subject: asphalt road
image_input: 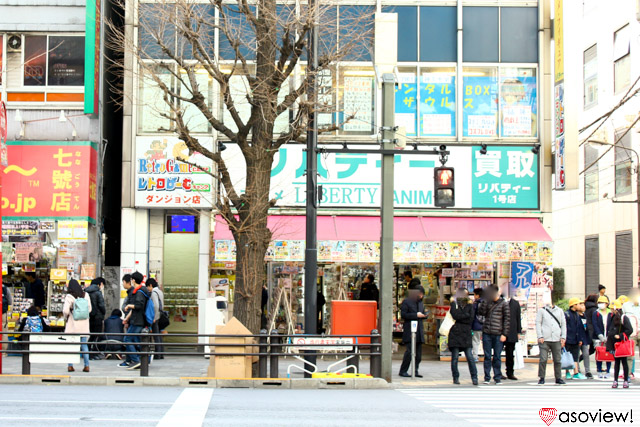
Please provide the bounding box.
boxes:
[0,382,636,426]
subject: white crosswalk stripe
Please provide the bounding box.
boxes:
[398,383,639,427]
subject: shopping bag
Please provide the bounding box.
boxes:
[614,333,635,358]
[595,345,615,362]
[514,341,525,370]
[438,311,455,336]
[560,348,574,370]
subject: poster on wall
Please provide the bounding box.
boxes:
[215,240,232,261]
[524,242,538,261]
[14,242,43,263]
[539,242,553,262]
[395,73,417,136]
[265,241,276,261]
[420,73,455,137]
[509,261,534,301]
[2,220,39,237]
[463,76,498,137]
[405,242,419,263]
[289,241,304,261]
[449,242,463,261]
[135,136,214,208]
[319,241,332,262]
[509,242,524,261]
[433,242,449,262]
[58,220,88,242]
[58,242,88,273]
[464,242,478,261]
[345,242,359,262]
[358,242,379,262]
[331,241,346,262]
[478,242,494,262]
[418,242,434,262]
[500,70,537,137]
[275,241,289,260]
[343,76,373,132]
[494,242,509,261]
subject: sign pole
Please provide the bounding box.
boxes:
[0,100,7,375]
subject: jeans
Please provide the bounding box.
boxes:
[538,341,562,380]
[596,360,612,373]
[451,347,478,380]
[580,344,591,374]
[482,333,504,381]
[399,342,423,375]
[68,336,89,368]
[124,325,143,364]
[152,321,165,355]
[471,331,483,360]
[504,342,516,377]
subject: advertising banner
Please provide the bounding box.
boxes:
[2,141,98,221]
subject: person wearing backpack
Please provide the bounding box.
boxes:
[18,305,51,335]
[85,278,106,359]
[63,279,92,372]
[121,272,149,370]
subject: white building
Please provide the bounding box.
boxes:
[552,0,640,299]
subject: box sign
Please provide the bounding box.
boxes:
[223,144,539,210]
[135,136,214,208]
[2,141,98,222]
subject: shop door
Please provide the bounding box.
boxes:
[615,232,633,297]
[585,236,599,297]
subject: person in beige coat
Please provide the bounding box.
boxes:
[63,279,92,372]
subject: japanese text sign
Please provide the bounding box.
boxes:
[2,141,98,222]
[135,136,214,208]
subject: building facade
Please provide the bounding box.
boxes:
[120,0,554,345]
[552,0,640,300]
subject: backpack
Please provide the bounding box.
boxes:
[72,296,90,321]
[24,315,43,333]
[140,289,155,326]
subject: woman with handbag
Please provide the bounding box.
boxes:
[448,289,478,385]
[607,300,634,389]
[592,296,612,378]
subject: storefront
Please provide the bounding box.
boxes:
[1,140,98,330]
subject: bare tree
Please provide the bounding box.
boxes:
[108,0,372,333]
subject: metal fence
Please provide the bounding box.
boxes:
[0,329,382,378]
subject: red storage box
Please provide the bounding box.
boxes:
[330,300,377,344]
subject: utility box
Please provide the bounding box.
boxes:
[331,300,377,344]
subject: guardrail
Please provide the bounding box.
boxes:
[0,329,382,378]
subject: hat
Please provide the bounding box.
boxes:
[597,296,609,304]
[612,299,623,310]
[619,295,629,304]
[568,297,583,307]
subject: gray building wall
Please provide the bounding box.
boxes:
[0,0,85,32]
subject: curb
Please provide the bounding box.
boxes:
[0,375,389,389]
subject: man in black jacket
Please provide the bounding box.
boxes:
[404,271,421,290]
[399,286,427,377]
[503,297,522,380]
[85,278,106,358]
[120,272,149,370]
[25,273,46,309]
[477,286,510,384]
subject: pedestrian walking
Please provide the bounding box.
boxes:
[63,279,92,373]
[564,298,587,380]
[577,300,594,379]
[593,295,612,378]
[448,289,478,385]
[471,288,484,362]
[148,278,165,360]
[504,296,522,381]
[84,278,106,359]
[608,300,634,389]
[399,286,426,378]
[622,288,640,380]
[477,286,510,385]
[120,272,148,370]
[536,294,567,385]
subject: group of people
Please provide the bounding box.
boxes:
[399,278,639,389]
[14,272,166,373]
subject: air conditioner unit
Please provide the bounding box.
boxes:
[7,35,22,52]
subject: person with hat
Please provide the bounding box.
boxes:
[607,299,634,388]
[622,288,640,380]
[577,300,594,379]
[592,295,612,378]
[564,298,587,380]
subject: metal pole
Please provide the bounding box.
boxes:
[269,330,280,379]
[258,329,268,378]
[637,171,640,288]
[379,73,396,382]
[303,0,319,378]
[370,329,381,378]
[410,323,416,380]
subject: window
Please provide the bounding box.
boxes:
[339,5,374,61]
[500,68,537,137]
[501,8,538,63]
[138,64,174,133]
[339,66,375,135]
[420,7,457,62]
[616,232,633,297]
[463,7,499,62]
[24,35,85,87]
[585,236,599,296]
[381,6,417,62]
[614,26,630,94]
[584,144,599,202]
[463,67,498,137]
[583,45,597,108]
[615,129,633,195]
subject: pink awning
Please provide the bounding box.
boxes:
[213,215,551,242]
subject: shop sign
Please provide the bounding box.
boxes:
[433,305,450,320]
[50,269,67,281]
[2,220,39,236]
[135,136,214,208]
[509,261,534,301]
[471,146,539,209]
[38,220,56,232]
[0,101,8,167]
[58,220,89,242]
[290,337,354,351]
[223,144,539,210]
[2,141,98,222]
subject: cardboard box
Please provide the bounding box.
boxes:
[212,317,253,379]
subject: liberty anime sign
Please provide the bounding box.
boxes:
[222,144,539,210]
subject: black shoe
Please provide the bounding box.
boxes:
[495,380,502,385]
[507,375,518,381]
[415,373,423,378]
[556,379,566,385]
[483,379,491,384]
[472,378,479,386]
[399,372,411,378]
[453,378,460,384]
[538,378,545,385]
[586,372,594,379]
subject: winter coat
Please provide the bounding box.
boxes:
[401,297,425,344]
[122,287,133,313]
[606,315,634,354]
[151,288,165,322]
[536,305,567,342]
[128,286,149,327]
[63,294,92,338]
[471,299,484,331]
[448,300,473,350]
[506,298,522,343]
[84,284,106,321]
[359,283,379,305]
[592,309,612,340]
[477,298,510,336]
[579,313,592,346]
[565,309,583,345]
[30,279,46,308]
[584,301,598,340]
[2,285,12,314]
[104,315,124,339]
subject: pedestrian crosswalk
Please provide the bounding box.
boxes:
[398,383,640,426]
